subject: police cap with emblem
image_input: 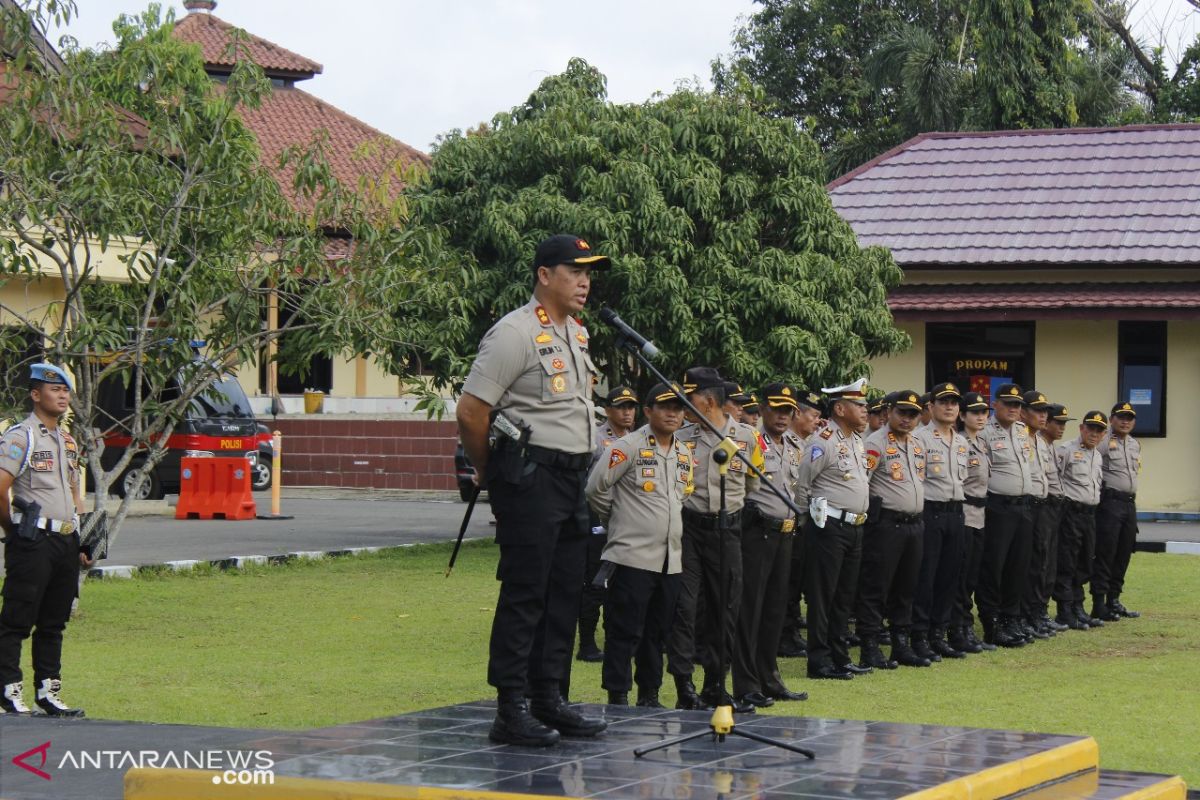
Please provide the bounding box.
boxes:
[533,234,611,272]
[741,393,760,414]
[1082,410,1109,429]
[605,385,639,407]
[797,388,824,412]
[919,392,932,407]
[960,391,990,412]
[821,377,869,406]
[892,390,923,411]
[930,382,962,400]
[646,382,685,407]
[683,366,724,395]
[723,382,749,404]
[994,383,1024,404]
[1048,403,1074,422]
[29,362,73,392]
[761,382,799,411]
[1021,390,1051,410]
[1111,401,1137,418]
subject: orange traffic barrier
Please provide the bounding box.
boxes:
[176,457,257,520]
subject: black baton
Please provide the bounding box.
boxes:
[445,485,482,577]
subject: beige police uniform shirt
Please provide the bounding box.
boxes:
[1039,433,1064,498]
[984,418,1033,497]
[796,423,870,515]
[593,421,628,466]
[679,415,763,514]
[864,427,925,514]
[1100,433,1141,495]
[746,427,802,521]
[462,298,598,455]
[963,433,990,529]
[913,424,967,502]
[0,414,81,522]
[1056,437,1102,506]
[1028,431,1052,499]
[587,425,693,573]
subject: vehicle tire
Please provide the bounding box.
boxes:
[459,482,475,502]
[118,462,164,500]
[252,456,273,491]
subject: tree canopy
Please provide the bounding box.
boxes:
[414,60,908,393]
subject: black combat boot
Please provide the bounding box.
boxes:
[947,626,977,655]
[576,627,604,662]
[1091,595,1119,622]
[966,625,995,651]
[1109,594,1140,618]
[1056,603,1088,630]
[987,616,1024,648]
[858,635,898,670]
[911,630,941,663]
[673,674,705,710]
[1023,616,1050,639]
[530,687,607,737]
[490,691,560,747]
[777,629,807,658]
[890,630,932,667]
[930,627,966,659]
[607,691,629,706]
[635,689,665,709]
[1076,602,1104,628]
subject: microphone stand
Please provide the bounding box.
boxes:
[602,322,814,762]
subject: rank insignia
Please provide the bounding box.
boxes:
[886,447,898,456]
[642,481,655,492]
[640,449,654,458]
[820,429,833,440]
[535,305,552,326]
[576,332,588,345]
[969,458,980,467]
[535,332,552,344]
[551,358,565,370]
[609,449,628,469]
[1109,440,1118,450]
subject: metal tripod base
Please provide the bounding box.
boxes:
[634,704,817,760]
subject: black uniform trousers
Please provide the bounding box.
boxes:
[486,460,589,695]
[1024,497,1063,617]
[578,519,607,645]
[781,523,807,641]
[666,509,742,685]
[976,494,1031,622]
[914,502,964,634]
[803,517,862,670]
[600,562,680,695]
[1054,501,1097,611]
[856,511,923,638]
[953,522,986,629]
[0,531,80,685]
[1093,493,1138,599]
[1018,498,1045,618]
[732,506,794,698]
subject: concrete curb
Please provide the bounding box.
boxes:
[1134,540,1200,554]
[86,539,486,580]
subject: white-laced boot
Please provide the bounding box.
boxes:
[1,681,31,714]
[35,678,84,717]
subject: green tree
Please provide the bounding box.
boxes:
[414,60,908,393]
[0,2,461,538]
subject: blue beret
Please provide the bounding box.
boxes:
[30,363,73,392]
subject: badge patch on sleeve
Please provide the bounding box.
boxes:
[609,449,628,469]
[7,444,23,461]
[810,446,824,462]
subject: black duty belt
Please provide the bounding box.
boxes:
[682,507,743,531]
[747,505,797,533]
[525,445,592,472]
[1064,499,1098,513]
[878,508,923,525]
[925,500,963,513]
[1101,488,1136,503]
[987,493,1029,507]
[1030,496,1048,507]
[964,496,987,508]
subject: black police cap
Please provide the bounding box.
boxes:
[533,234,611,272]
[930,382,961,400]
[960,392,990,412]
[1022,390,1050,410]
[994,383,1023,403]
[683,367,724,394]
[605,385,638,406]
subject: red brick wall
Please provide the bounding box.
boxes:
[269,418,459,490]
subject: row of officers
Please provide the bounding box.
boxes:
[457,235,1143,749]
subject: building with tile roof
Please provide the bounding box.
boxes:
[173,0,428,401]
[830,124,1200,512]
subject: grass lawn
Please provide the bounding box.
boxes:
[46,541,1199,785]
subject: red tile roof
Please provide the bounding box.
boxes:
[173,11,322,78]
[828,125,1200,267]
[890,281,1200,318]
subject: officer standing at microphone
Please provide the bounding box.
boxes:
[0,363,91,717]
[457,235,609,747]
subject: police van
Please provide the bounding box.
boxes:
[93,368,259,500]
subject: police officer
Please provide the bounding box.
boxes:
[866,398,887,433]
[666,367,763,713]
[740,393,761,428]
[456,234,609,747]
[860,390,928,668]
[1018,390,1054,641]
[912,383,969,662]
[723,383,749,423]
[0,363,91,717]
[586,383,693,708]
[949,391,992,655]
[1027,399,1069,636]
[779,389,825,658]
[1054,412,1106,630]
[733,383,807,708]
[1093,402,1142,621]
[577,385,639,663]
[797,379,872,679]
[977,383,1033,648]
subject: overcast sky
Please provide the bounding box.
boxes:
[55,0,1200,154]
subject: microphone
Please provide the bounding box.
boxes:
[599,307,660,360]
